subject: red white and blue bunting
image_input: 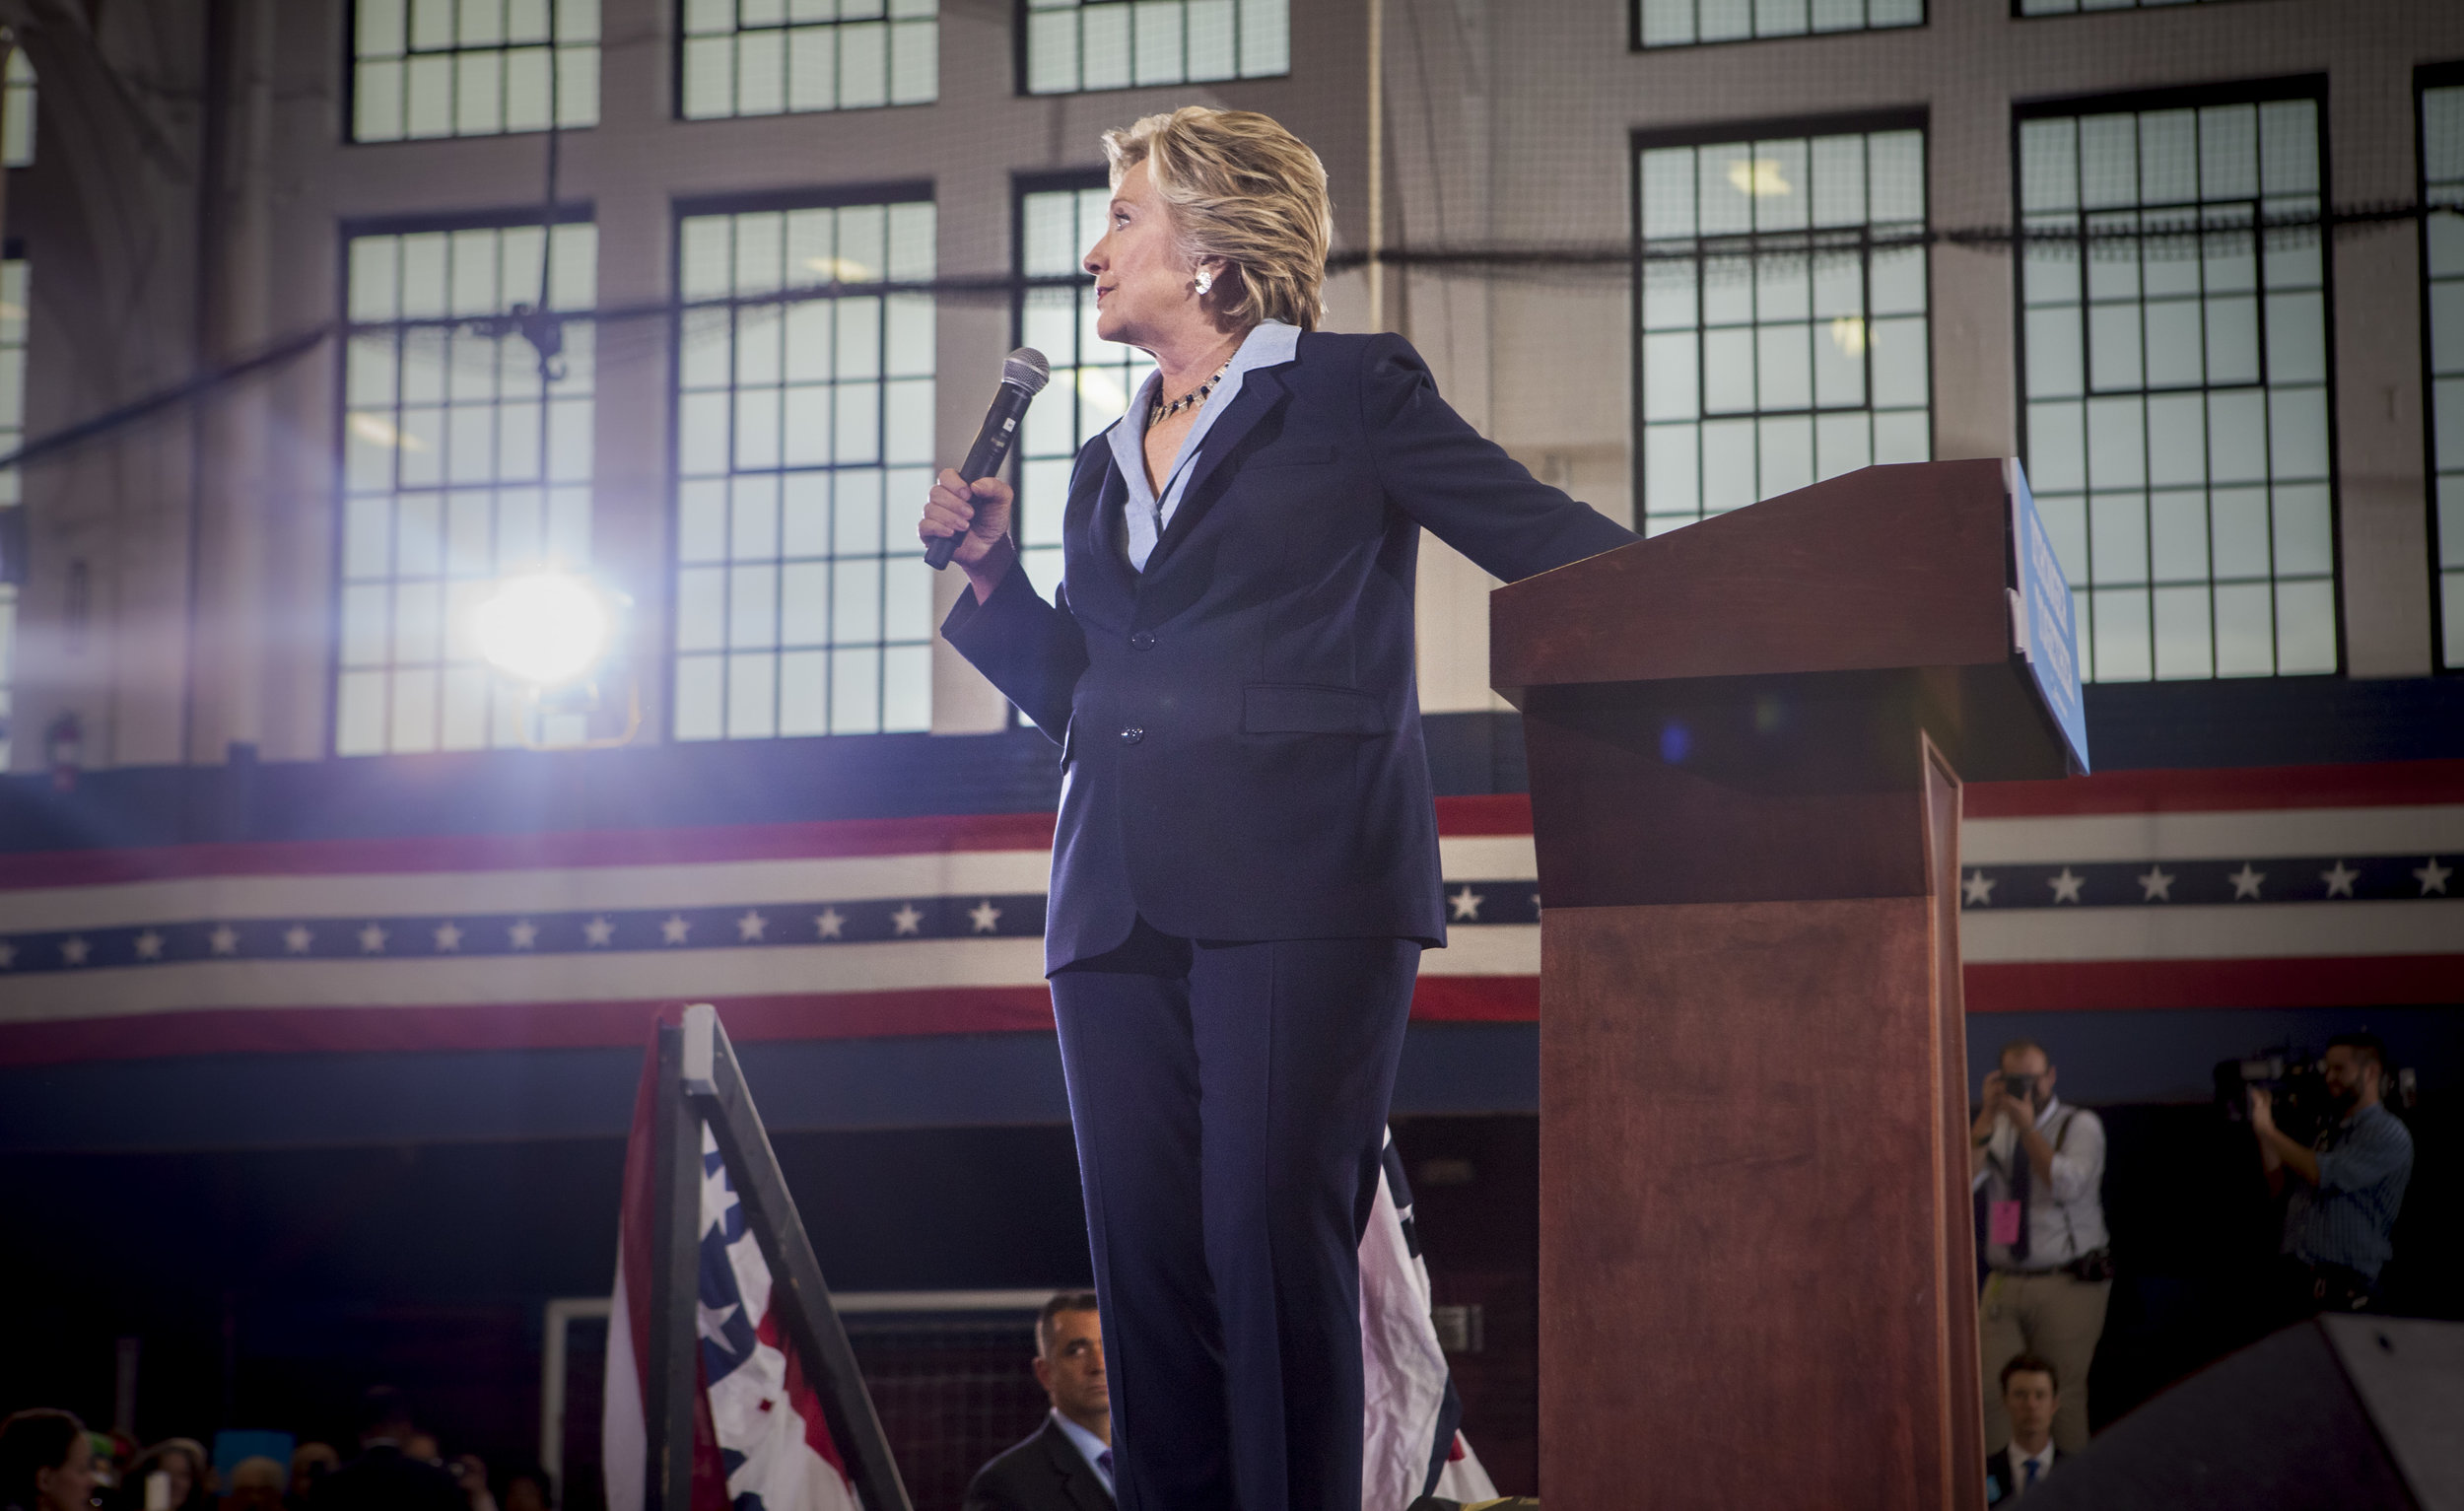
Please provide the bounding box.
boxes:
[0,763,2454,1064]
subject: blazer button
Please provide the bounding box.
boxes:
[1129,630,1156,651]
[1120,726,1144,745]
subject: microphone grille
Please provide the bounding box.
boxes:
[1002,347,1053,394]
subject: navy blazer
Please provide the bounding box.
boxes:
[942,330,1637,972]
[960,1418,1113,1511]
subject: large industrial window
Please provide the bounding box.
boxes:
[1020,0,1287,96]
[0,259,25,768]
[672,194,937,740]
[4,50,33,168]
[1632,121,1931,537]
[2423,71,2464,670]
[351,0,599,143]
[679,0,937,120]
[1632,0,1919,49]
[1012,174,1152,599]
[2016,85,2335,682]
[336,220,598,755]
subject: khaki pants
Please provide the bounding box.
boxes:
[1979,1269,2110,1453]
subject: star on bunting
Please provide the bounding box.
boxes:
[0,941,14,969]
[210,925,240,956]
[701,1156,738,1235]
[509,920,540,950]
[815,908,845,939]
[284,925,313,954]
[2320,860,2359,899]
[2138,865,2175,902]
[358,924,388,954]
[1450,886,1484,922]
[2047,867,2085,904]
[60,936,90,966]
[969,900,1002,933]
[135,930,166,961]
[434,922,464,952]
[2417,859,2452,896]
[2227,863,2266,901]
[660,915,692,945]
[583,916,615,946]
[890,903,924,936]
[696,1298,744,1354]
[736,910,768,942]
[1961,870,1997,906]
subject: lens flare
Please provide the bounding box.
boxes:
[473,573,612,687]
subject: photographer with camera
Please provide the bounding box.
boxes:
[1971,1040,2108,1455]
[2251,1032,2413,1318]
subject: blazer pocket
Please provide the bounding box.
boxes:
[1243,683,1387,735]
[1242,443,1337,470]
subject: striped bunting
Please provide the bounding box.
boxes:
[0,763,2454,1062]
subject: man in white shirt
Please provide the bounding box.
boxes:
[1972,1040,2110,1453]
[964,1293,1115,1511]
[1984,1355,2061,1502]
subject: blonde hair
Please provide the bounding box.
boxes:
[1102,107,1333,333]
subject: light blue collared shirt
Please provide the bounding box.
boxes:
[1107,319,1303,571]
[1048,1409,1114,1497]
[2284,1100,2414,1280]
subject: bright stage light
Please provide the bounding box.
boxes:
[473,573,614,687]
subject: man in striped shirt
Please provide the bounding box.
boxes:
[2250,1032,2414,1316]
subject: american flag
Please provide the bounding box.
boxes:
[1361,1127,1496,1509]
[602,1042,863,1511]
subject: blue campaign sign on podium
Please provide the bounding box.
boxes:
[2004,457,2090,775]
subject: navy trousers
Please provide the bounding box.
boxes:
[1049,920,1420,1511]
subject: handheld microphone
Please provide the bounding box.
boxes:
[925,347,1052,570]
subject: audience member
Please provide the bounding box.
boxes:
[285,1449,336,1511]
[2252,1032,2414,1317]
[126,1441,211,1511]
[220,1461,284,1511]
[962,1292,1113,1511]
[441,1460,492,1511]
[491,1466,548,1511]
[308,1391,460,1511]
[1,1409,96,1511]
[1971,1039,2109,1454]
[1983,1355,2061,1502]
[80,1438,119,1502]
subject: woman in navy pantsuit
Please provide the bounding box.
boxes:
[920,108,1636,1511]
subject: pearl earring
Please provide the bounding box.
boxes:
[1195,267,1213,296]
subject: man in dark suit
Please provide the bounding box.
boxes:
[309,1389,463,1511]
[1984,1354,2062,1503]
[964,1294,1114,1511]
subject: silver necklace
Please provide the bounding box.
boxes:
[1148,355,1235,428]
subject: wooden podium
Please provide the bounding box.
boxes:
[1491,459,2087,1510]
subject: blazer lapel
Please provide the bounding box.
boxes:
[1141,363,1292,575]
[1039,1421,1113,1511]
[1076,436,1139,609]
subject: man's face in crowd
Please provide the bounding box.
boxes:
[2322,1046,2377,1111]
[2003,1370,2057,1447]
[2000,1048,2053,1114]
[290,1447,337,1502]
[1035,1307,1109,1430]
